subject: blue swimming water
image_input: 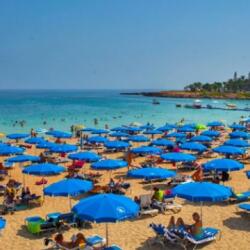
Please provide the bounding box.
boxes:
[0,90,249,133]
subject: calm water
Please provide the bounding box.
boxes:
[0,90,249,133]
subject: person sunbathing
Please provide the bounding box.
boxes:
[168,212,203,239]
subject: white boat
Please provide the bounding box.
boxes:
[152,99,160,105]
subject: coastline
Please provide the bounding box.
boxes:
[121,90,250,100]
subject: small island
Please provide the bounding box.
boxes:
[122,72,250,99]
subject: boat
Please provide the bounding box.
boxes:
[193,99,202,109]
[152,99,160,105]
[176,104,182,108]
[226,103,237,109]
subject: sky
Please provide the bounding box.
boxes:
[0,0,250,90]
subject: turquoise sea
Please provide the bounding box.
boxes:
[0,90,249,133]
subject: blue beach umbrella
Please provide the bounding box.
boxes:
[25,137,45,145]
[44,179,93,197]
[104,141,130,149]
[109,132,129,138]
[88,136,108,144]
[49,144,78,153]
[166,132,186,138]
[110,127,125,132]
[161,152,196,162]
[128,135,149,142]
[207,121,224,127]
[246,171,250,179]
[91,129,109,135]
[229,131,249,139]
[224,139,249,148]
[180,142,207,152]
[127,167,176,180]
[229,124,246,130]
[157,125,175,132]
[213,146,245,155]
[203,158,244,172]
[36,141,57,149]
[0,217,6,230]
[140,124,155,130]
[151,139,175,147]
[122,126,142,133]
[7,133,29,140]
[0,145,24,155]
[178,127,195,133]
[46,130,72,139]
[91,159,128,170]
[23,163,65,176]
[68,151,100,162]
[7,154,40,163]
[82,128,95,132]
[143,130,163,135]
[131,146,162,155]
[190,135,212,142]
[200,130,220,137]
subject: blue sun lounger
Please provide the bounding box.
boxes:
[238,203,250,212]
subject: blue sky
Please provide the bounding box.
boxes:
[0,0,250,90]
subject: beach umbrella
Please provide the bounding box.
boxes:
[104,140,130,150]
[131,146,162,155]
[213,146,245,156]
[122,126,142,133]
[151,139,175,147]
[91,159,128,170]
[7,154,40,163]
[173,182,232,219]
[109,132,129,138]
[157,125,175,132]
[127,167,176,180]
[88,136,108,144]
[246,171,250,179]
[229,131,249,139]
[91,129,109,135]
[161,152,196,162]
[143,130,163,135]
[46,130,72,138]
[224,139,249,148]
[25,137,46,145]
[49,144,78,153]
[7,133,29,140]
[229,124,246,130]
[128,135,149,142]
[23,163,65,176]
[200,130,220,137]
[110,127,125,132]
[196,124,207,130]
[180,142,207,152]
[0,145,24,155]
[72,194,139,246]
[190,135,212,142]
[82,128,95,132]
[203,158,244,172]
[166,132,186,138]
[207,121,224,127]
[0,217,6,230]
[36,141,57,149]
[44,178,93,208]
[68,151,100,162]
[178,127,195,133]
[140,124,155,130]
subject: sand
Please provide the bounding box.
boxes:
[0,135,250,250]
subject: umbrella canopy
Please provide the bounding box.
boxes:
[203,158,244,172]
[91,159,128,170]
[161,152,196,162]
[82,128,95,132]
[49,144,77,153]
[110,127,126,132]
[229,131,249,139]
[178,127,195,133]
[128,135,149,142]
[122,126,142,133]
[173,182,232,202]
[72,193,139,222]
[140,124,155,130]
[157,125,175,132]
[0,145,24,155]
[166,132,186,138]
[151,139,175,147]
[36,141,57,149]
[246,171,250,179]
[46,130,72,138]
[180,142,207,152]
[143,130,162,135]
[44,179,93,197]
[7,133,29,140]
[88,136,108,144]
[25,137,45,144]
[91,129,109,135]
[229,124,246,130]
[207,121,224,127]
[131,146,162,155]
[200,130,220,137]
[104,141,130,149]
[68,151,100,162]
[196,124,207,130]
[23,163,65,175]
[224,139,249,148]
[109,132,129,138]
[213,146,245,155]
[190,135,212,142]
[0,217,6,230]
[127,167,176,180]
[7,154,40,163]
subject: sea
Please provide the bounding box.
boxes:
[0,90,249,134]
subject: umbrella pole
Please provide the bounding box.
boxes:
[200,201,203,221]
[105,223,109,246]
[69,196,72,210]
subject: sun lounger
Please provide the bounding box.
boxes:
[238,203,250,212]
[139,194,158,216]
